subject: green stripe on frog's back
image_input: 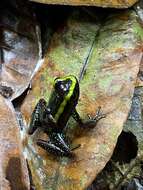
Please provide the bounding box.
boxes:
[54,75,77,122]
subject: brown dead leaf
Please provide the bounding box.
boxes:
[30,0,138,8]
[21,9,143,190]
[0,95,30,190]
[0,1,40,100]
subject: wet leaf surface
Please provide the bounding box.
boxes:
[21,8,143,190]
[0,0,40,100]
[30,0,138,8]
[0,95,30,190]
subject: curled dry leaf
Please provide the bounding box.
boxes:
[0,95,30,190]
[21,9,143,190]
[0,0,40,100]
[30,0,138,8]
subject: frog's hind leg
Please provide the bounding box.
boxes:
[28,99,47,135]
[49,133,71,153]
[37,139,73,157]
[50,133,80,154]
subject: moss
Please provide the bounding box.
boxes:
[133,22,143,41]
[80,175,88,187]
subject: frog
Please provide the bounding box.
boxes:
[28,75,105,157]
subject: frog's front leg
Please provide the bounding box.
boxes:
[72,109,83,125]
[37,134,73,157]
[72,107,106,127]
[28,98,47,135]
[28,99,59,135]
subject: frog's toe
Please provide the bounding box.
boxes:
[87,107,106,123]
[93,106,106,121]
[37,139,73,157]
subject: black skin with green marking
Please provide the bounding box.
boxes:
[28,75,105,157]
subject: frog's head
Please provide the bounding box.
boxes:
[54,75,78,97]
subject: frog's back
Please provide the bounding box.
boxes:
[57,81,79,130]
[48,75,79,131]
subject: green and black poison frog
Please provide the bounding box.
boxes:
[28,75,105,157]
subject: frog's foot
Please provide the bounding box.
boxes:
[37,139,73,157]
[88,106,106,124]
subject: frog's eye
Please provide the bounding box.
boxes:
[54,80,62,90]
[54,79,62,88]
[54,80,68,96]
[54,77,63,86]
